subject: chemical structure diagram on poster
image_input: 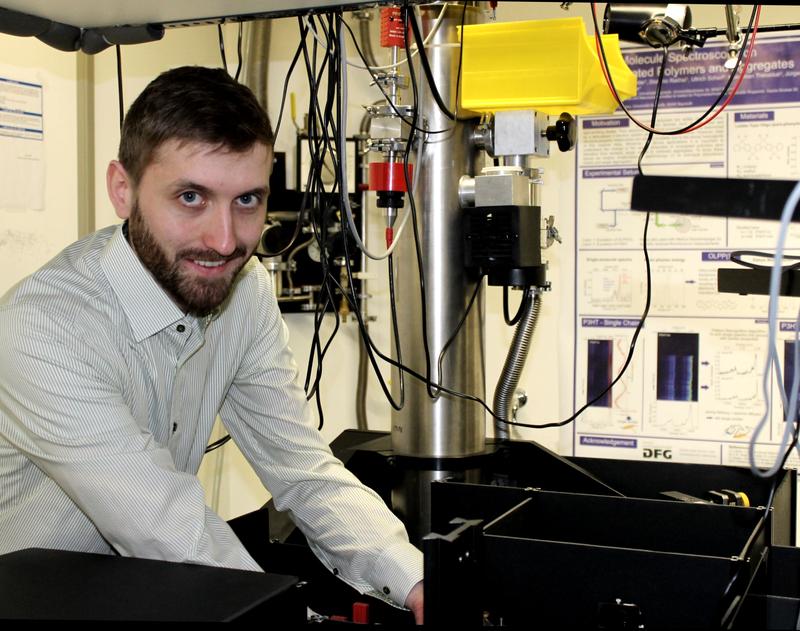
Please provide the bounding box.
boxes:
[573,34,800,468]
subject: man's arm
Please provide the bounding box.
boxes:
[218,267,424,609]
[0,305,259,570]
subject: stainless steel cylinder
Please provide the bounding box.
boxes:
[391,3,486,458]
[243,20,271,111]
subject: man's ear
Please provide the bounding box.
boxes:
[106,160,135,220]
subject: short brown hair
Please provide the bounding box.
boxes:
[118,65,274,186]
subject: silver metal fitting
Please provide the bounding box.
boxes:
[475,166,532,207]
[543,216,562,248]
[493,110,550,158]
[372,71,410,91]
[458,175,476,208]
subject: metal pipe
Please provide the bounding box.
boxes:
[355,106,375,432]
[391,3,485,458]
[354,10,379,69]
[243,20,271,110]
[501,155,527,170]
[724,4,739,43]
[494,289,541,440]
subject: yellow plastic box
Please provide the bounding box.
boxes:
[459,17,637,116]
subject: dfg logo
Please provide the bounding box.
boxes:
[643,448,672,460]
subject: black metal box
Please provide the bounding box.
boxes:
[427,482,771,628]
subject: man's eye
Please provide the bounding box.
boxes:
[238,193,261,208]
[180,191,203,207]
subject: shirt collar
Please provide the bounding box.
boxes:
[100,222,186,342]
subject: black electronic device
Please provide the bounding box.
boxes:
[463,204,548,288]
[630,174,800,222]
[426,484,769,628]
[257,429,796,628]
[0,548,303,622]
[631,174,800,297]
[718,267,800,297]
[259,151,363,314]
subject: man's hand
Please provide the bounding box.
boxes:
[404,580,423,625]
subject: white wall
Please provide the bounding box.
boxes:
[0,37,79,295]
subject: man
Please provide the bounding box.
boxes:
[0,66,423,622]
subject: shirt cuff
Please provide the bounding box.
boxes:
[363,541,424,608]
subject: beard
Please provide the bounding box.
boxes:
[127,202,250,317]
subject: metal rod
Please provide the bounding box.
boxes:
[695,22,800,37]
[391,3,485,459]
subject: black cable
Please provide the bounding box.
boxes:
[309,231,342,397]
[731,250,800,271]
[591,3,757,136]
[297,207,337,426]
[302,16,340,183]
[324,269,516,423]
[387,254,406,407]
[299,14,332,408]
[234,23,244,82]
[433,276,484,399]
[405,0,474,123]
[115,45,124,131]
[217,24,228,72]
[205,434,231,452]
[511,45,668,431]
[336,12,406,411]
[636,47,669,173]
[299,13,414,415]
[298,11,357,428]
[251,30,308,263]
[401,4,436,399]
[339,209,407,410]
[310,278,340,430]
[272,34,304,139]
[452,1,468,122]
[503,285,532,327]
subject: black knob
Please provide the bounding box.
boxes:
[545,112,577,152]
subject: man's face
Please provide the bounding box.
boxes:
[110,139,271,316]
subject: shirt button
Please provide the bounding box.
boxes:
[382,586,390,595]
[176,324,186,332]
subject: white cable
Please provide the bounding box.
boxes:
[788,306,800,461]
[338,17,422,262]
[749,180,800,477]
[305,4,449,71]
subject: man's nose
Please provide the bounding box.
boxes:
[202,206,237,257]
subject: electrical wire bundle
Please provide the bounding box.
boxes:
[270,11,415,429]
[263,4,506,430]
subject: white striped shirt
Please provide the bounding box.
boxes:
[0,223,422,606]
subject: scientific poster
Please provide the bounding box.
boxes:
[0,74,44,211]
[572,34,800,469]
